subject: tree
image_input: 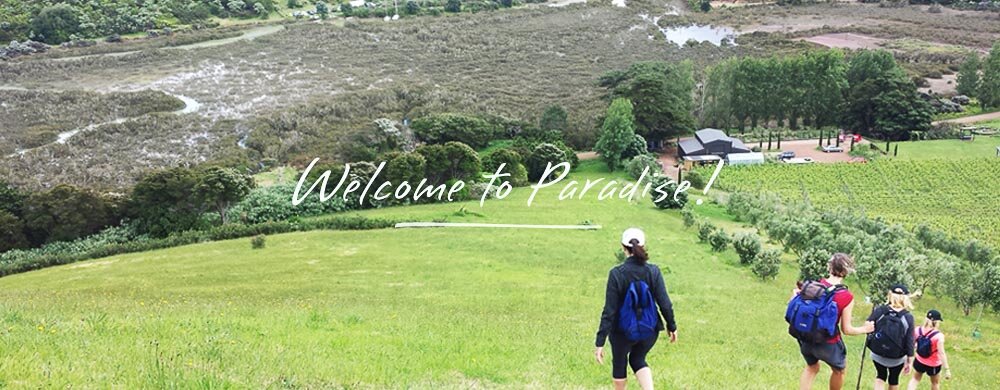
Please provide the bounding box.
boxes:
[483,149,528,186]
[621,134,648,160]
[979,41,1000,110]
[445,0,461,12]
[385,152,427,185]
[798,247,831,281]
[843,50,932,140]
[733,232,762,265]
[752,248,782,280]
[526,143,568,182]
[652,176,688,209]
[595,98,637,170]
[405,0,420,14]
[0,180,25,216]
[956,52,981,98]
[0,210,29,252]
[30,4,81,44]
[196,167,255,225]
[411,113,496,149]
[539,105,568,133]
[22,185,112,245]
[316,1,330,18]
[416,142,481,184]
[128,167,205,237]
[709,229,731,252]
[600,61,696,140]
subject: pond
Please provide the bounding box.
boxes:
[660,24,738,47]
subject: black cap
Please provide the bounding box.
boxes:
[927,309,943,322]
[889,283,909,295]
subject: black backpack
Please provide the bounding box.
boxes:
[867,307,909,358]
[916,328,938,358]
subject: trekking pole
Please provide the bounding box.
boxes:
[855,345,866,390]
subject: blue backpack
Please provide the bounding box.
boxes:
[785,281,844,344]
[916,328,938,358]
[617,277,659,342]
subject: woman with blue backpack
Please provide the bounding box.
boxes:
[906,310,951,390]
[595,228,677,390]
[865,284,916,390]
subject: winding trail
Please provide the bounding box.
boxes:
[932,111,1000,126]
[6,91,202,157]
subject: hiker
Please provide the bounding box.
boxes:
[907,310,951,390]
[787,253,874,390]
[595,228,677,390]
[866,284,916,390]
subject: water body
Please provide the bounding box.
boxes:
[660,24,737,46]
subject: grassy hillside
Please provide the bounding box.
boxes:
[1,162,997,388]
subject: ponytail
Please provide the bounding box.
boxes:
[627,238,648,264]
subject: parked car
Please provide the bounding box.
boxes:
[823,145,844,153]
[778,151,795,160]
[784,157,815,164]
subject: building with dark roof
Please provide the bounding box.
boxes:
[678,129,752,158]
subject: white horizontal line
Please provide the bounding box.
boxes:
[394,222,602,230]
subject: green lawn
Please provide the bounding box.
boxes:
[890,136,1000,160]
[1,162,997,388]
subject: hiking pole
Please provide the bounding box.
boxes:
[855,345,866,390]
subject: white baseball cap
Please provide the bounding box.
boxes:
[621,228,645,247]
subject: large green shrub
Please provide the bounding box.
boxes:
[526,143,569,182]
[196,167,255,225]
[416,141,482,184]
[708,229,731,252]
[625,154,661,183]
[128,167,206,238]
[31,5,82,44]
[385,152,427,185]
[621,134,648,160]
[0,210,29,252]
[482,148,528,186]
[733,232,762,265]
[22,184,114,245]
[229,184,347,224]
[595,98,637,170]
[752,248,782,280]
[697,221,716,243]
[651,176,688,209]
[797,247,831,281]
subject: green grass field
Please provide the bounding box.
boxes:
[1,161,998,388]
[890,136,1000,161]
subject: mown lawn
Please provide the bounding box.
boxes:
[0,162,997,388]
[890,136,1000,160]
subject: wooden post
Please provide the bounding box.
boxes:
[850,135,855,151]
[777,133,782,150]
[836,135,841,147]
[767,131,772,151]
[677,167,682,183]
[819,130,824,147]
[894,144,898,157]
[886,140,890,153]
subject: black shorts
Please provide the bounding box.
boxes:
[914,360,942,376]
[873,360,904,386]
[609,332,658,379]
[799,339,847,370]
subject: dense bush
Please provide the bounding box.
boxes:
[625,155,661,183]
[196,167,255,224]
[482,148,529,186]
[698,221,716,242]
[229,184,348,224]
[251,234,266,249]
[621,134,649,160]
[526,143,569,182]
[0,211,29,252]
[30,5,81,44]
[651,177,688,209]
[127,167,207,237]
[709,229,731,252]
[385,152,428,185]
[685,170,706,190]
[411,113,498,149]
[416,142,482,183]
[797,247,831,281]
[681,208,696,229]
[752,248,782,280]
[733,232,762,265]
[22,184,115,245]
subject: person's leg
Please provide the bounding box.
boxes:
[629,334,658,390]
[928,373,941,390]
[907,371,922,390]
[874,361,889,390]
[800,363,821,390]
[609,333,632,388]
[798,341,822,390]
[887,363,904,390]
[829,366,846,390]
